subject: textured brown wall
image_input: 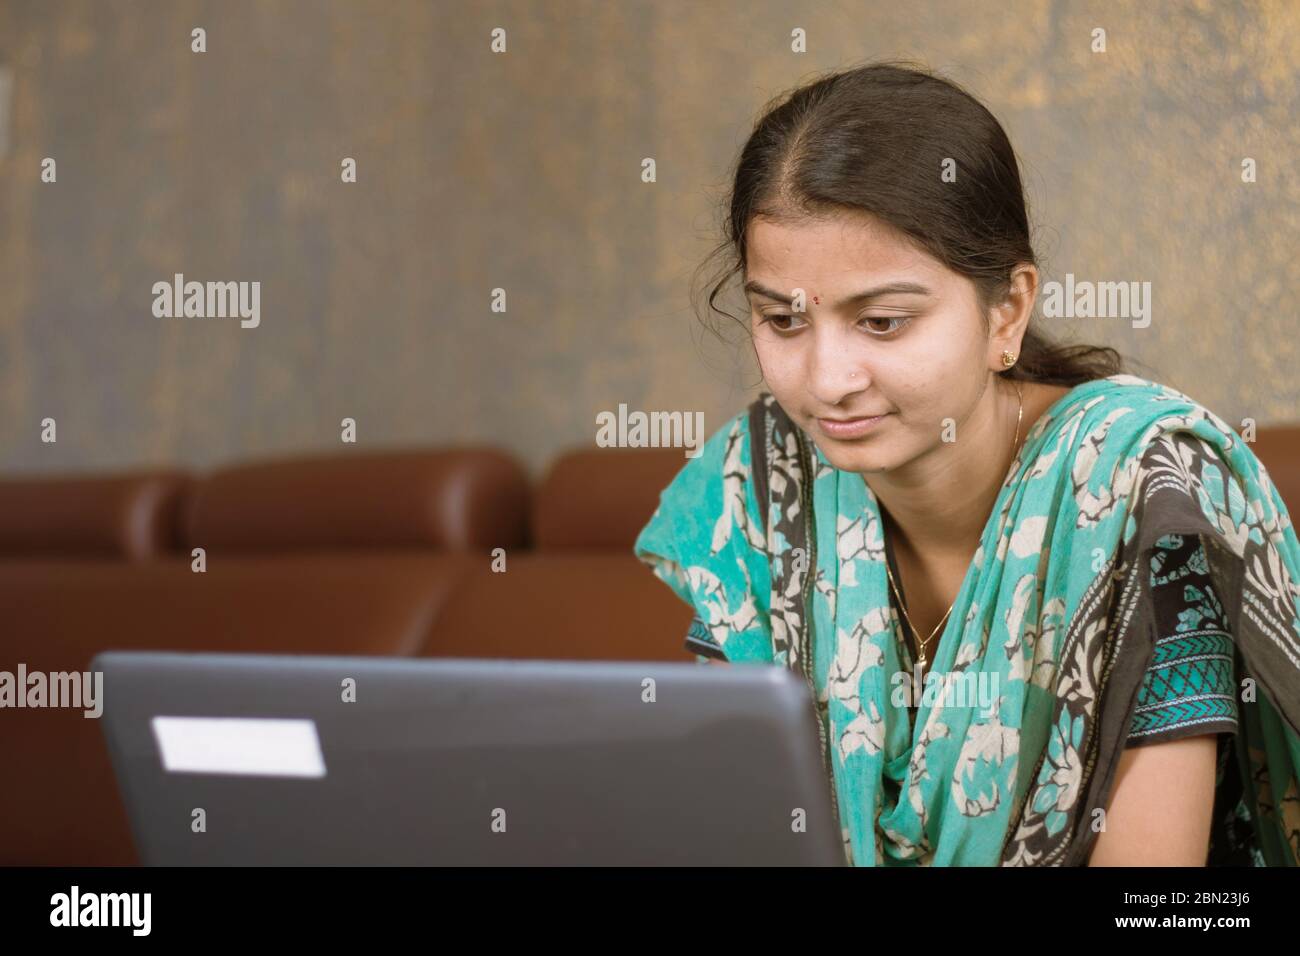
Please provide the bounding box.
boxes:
[0,0,1296,475]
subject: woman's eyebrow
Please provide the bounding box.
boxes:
[742,279,933,307]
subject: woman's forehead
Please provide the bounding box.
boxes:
[745,221,948,300]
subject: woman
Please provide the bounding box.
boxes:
[634,62,1300,866]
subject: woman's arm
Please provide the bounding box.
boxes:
[1087,734,1219,866]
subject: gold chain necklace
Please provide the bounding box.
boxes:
[886,379,1023,688]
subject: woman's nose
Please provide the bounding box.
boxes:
[806,340,869,406]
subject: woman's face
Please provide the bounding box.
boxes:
[745,210,1009,475]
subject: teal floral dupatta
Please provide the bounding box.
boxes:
[634,374,1300,866]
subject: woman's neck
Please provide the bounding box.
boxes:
[866,379,1069,564]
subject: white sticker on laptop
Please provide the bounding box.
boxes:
[151,716,327,778]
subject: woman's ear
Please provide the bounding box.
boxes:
[988,263,1039,362]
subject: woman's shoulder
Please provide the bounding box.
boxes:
[1133,427,1243,491]
[1048,374,1225,426]
[632,400,775,661]
[633,400,767,561]
[1058,375,1254,484]
[1122,428,1267,571]
[653,402,759,506]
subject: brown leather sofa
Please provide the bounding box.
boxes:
[1,429,1296,866]
[0,444,689,865]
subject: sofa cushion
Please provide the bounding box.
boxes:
[532,447,688,550]
[0,469,190,561]
[184,448,528,554]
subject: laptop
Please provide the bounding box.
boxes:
[93,651,846,866]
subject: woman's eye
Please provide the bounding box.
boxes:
[860,315,911,336]
[759,313,806,333]
[757,312,911,337]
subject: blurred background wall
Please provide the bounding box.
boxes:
[0,0,1296,476]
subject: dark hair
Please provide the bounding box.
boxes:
[694,60,1127,388]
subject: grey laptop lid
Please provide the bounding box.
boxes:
[93,652,845,866]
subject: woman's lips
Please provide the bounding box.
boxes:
[816,413,890,439]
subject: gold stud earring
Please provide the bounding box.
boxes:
[1001,350,1017,369]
